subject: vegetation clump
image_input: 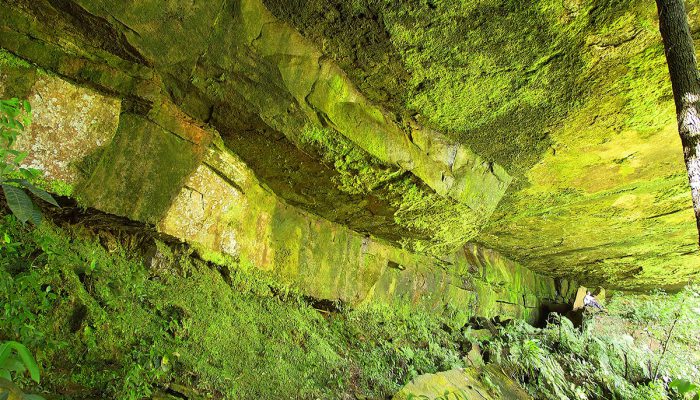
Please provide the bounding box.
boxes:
[0,215,470,399]
[485,286,700,400]
[0,98,58,226]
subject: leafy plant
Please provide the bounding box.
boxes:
[0,98,58,225]
[0,341,45,400]
[669,379,699,400]
[0,341,40,383]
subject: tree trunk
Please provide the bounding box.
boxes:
[656,0,700,245]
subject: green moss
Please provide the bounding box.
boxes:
[263,0,663,182]
[0,216,471,399]
[381,0,599,176]
[390,179,479,255]
[75,146,108,181]
[34,177,74,197]
[616,44,675,134]
[0,48,33,69]
[475,2,700,290]
[0,50,40,99]
[300,125,402,194]
[299,125,484,255]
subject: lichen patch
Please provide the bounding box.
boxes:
[14,75,120,184]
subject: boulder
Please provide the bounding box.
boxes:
[392,367,531,400]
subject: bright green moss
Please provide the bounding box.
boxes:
[299,125,401,194]
[264,0,662,180]
[617,44,675,134]
[33,177,74,197]
[389,179,480,255]
[299,125,484,255]
[0,216,470,399]
[0,48,33,69]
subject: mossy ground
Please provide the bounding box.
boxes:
[0,213,472,399]
[3,209,695,400]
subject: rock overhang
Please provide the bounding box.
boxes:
[262,0,700,290]
[0,0,512,254]
[0,0,699,290]
[0,59,571,322]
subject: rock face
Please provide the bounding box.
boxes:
[0,56,571,322]
[0,0,511,255]
[0,0,697,298]
[263,0,700,290]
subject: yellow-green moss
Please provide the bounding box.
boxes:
[299,124,486,255]
[0,48,33,69]
[0,217,476,399]
[300,125,402,195]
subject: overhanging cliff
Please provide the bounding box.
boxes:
[0,0,698,296]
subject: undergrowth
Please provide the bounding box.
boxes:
[0,214,468,399]
[488,287,700,400]
[2,210,698,400]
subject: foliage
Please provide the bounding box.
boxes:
[0,215,469,399]
[669,379,699,400]
[0,99,58,225]
[487,286,700,400]
[0,341,45,400]
[2,193,698,400]
[605,286,700,383]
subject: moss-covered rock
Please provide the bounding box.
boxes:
[265,0,700,289]
[0,0,510,253]
[1,62,566,319]
[77,112,209,224]
[1,0,698,290]
[0,61,120,195]
[392,366,532,400]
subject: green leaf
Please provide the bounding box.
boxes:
[20,182,59,207]
[22,100,31,113]
[1,357,26,373]
[2,342,39,384]
[670,379,698,394]
[13,151,27,164]
[0,391,9,400]
[18,168,35,180]
[1,185,41,225]
[22,394,46,400]
[0,369,10,381]
[0,343,11,366]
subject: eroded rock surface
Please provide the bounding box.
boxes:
[265,0,700,289]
